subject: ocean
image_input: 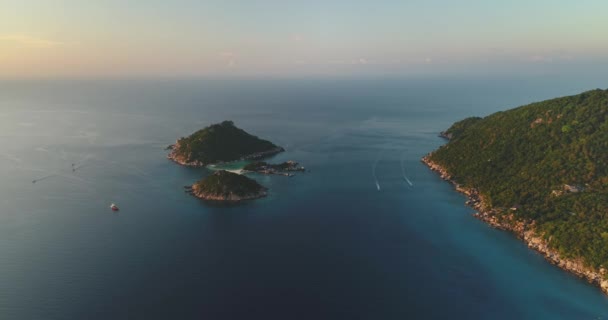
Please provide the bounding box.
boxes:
[1,76,608,319]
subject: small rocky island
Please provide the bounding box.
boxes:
[168,120,284,167]
[185,170,267,201]
[243,161,305,177]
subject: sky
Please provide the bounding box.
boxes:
[2,0,608,78]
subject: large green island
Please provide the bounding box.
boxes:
[423,89,608,294]
[168,120,284,167]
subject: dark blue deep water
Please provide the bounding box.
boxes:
[1,77,608,319]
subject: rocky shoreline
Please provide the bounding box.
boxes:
[167,140,284,167]
[421,154,608,294]
[243,160,306,177]
[185,184,268,201]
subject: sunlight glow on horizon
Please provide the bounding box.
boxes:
[2,0,608,78]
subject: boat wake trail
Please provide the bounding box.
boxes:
[404,176,413,187]
[72,153,94,171]
[372,150,383,191]
[372,162,381,191]
[32,153,93,184]
[401,152,413,187]
[32,166,76,183]
[32,173,59,183]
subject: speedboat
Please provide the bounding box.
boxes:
[110,203,119,211]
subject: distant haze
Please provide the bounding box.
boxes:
[2,0,608,78]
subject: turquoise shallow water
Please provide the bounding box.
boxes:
[1,77,608,319]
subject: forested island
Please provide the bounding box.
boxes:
[170,121,305,202]
[423,89,608,294]
[168,120,284,166]
[186,170,267,201]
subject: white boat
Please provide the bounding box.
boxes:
[110,203,119,211]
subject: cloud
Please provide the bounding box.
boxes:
[0,34,63,49]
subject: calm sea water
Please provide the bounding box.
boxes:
[1,77,608,319]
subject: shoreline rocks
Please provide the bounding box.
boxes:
[242,160,305,177]
[167,139,284,167]
[167,121,285,167]
[438,131,452,140]
[190,183,268,201]
[421,154,608,295]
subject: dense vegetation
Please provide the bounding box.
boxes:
[173,121,282,165]
[429,89,608,268]
[194,170,265,198]
[441,117,482,139]
[243,161,295,171]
